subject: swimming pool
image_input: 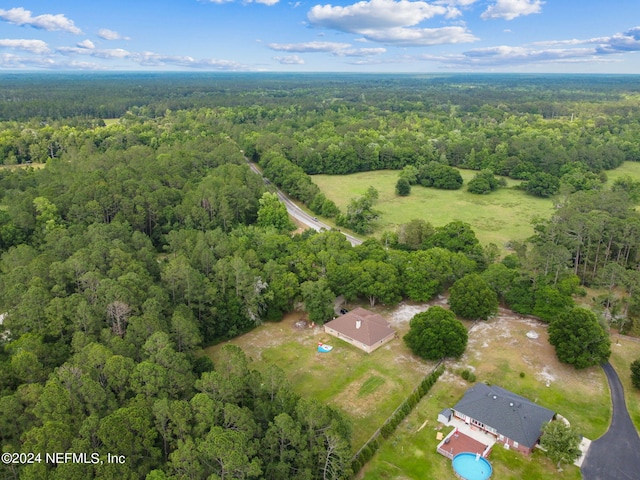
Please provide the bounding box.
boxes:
[452,452,492,480]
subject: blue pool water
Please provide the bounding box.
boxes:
[452,452,492,480]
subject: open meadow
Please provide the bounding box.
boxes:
[313,161,640,249]
[312,169,554,248]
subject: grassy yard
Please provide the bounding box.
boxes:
[609,334,640,431]
[204,302,616,479]
[312,169,554,248]
[204,310,437,450]
[358,309,610,479]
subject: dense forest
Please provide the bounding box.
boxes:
[1,74,640,479]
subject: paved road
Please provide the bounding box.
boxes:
[244,155,362,246]
[581,362,640,480]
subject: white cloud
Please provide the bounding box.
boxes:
[481,0,543,21]
[269,41,386,57]
[0,39,50,54]
[336,47,386,56]
[410,26,640,68]
[274,55,305,64]
[307,0,476,46]
[360,25,477,45]
[98,29,130,41]
[55,45,256,70]
[77,39,95,49]
[308,0,448,32]
[205,0,281,5]
[597,26,640,53]
[0,7,82,34]
[268,41,351,52]
[436,0,478,5]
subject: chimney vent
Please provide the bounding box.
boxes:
[356,320,361,329]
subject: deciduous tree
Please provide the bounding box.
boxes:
[548,307,610,369]
[539,421,582,469]
[448,274,498,320]
[404,306,468,360]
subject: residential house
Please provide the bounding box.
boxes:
[451,383,555,455]
[324,307,395,353]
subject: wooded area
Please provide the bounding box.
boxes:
[1,73,639,479]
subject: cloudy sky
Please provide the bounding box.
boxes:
[1,0,639,72]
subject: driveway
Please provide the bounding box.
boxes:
[581,362,640,480]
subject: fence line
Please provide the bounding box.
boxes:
[350,359,445,475]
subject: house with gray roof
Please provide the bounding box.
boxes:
[451,383,555,455]
[324,307,395,353]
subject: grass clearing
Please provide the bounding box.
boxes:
[609,334,640,431]
[205,301,617,479]
[359,308,609,479]
[604,161,640,184]
[312,169,553,248]
[204,310,436,450]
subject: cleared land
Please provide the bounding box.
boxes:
[205,300,617,479]
[312,161,640,249]
[204,309,437,450]
[360,308,610,480]
[312,169,554,248]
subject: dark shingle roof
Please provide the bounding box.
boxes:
[324,307,394,347]
[452,383,555,449]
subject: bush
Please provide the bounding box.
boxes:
[416,162,463,190]
[467,170,501,194]
[460,369,476,382]
[395,177,411,196]
[631,358,640,390]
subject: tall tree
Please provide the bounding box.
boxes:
[404,306,468,360]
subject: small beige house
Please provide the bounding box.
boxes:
[324,307,395,353]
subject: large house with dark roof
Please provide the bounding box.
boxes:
[324,307,395,353]
[451,383,555,455]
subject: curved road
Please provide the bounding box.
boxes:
[581,362,640,480]
[243,154,362,246]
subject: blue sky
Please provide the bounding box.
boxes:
[1,0,639,72]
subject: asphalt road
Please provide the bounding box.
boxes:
[243,154,362,246]
[581,362,640,480]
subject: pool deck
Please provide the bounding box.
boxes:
[436,418,496,459]
[436,417,496,480]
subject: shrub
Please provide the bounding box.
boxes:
[461,369,476,382]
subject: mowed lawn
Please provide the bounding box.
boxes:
[204,310,438,450]
[609,334,640,431]
[359,311,611,480]
[312,169,554,248]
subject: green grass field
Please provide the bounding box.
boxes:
[609,335,640,431]
[205,306,615,480]
[603,161,640,184]
[204,311,436,450]
[313,162,640,249]
[312,169,554,248]
[359,314,609,479]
